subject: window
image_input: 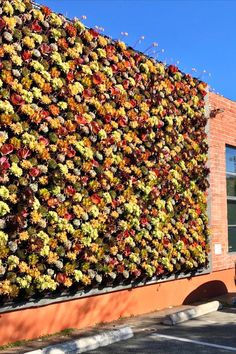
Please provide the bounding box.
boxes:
[226,145,236,252]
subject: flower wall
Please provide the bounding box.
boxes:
[0,0,209,303]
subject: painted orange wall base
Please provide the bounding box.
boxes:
[0,268,235,345]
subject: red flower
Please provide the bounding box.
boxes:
[157,121,164,129]
[65,24,77,37]
[40,110,50,119]
[41,6,52,16]
[123,80,129,90]
[64,212,73,221]
[117,265,125,273]
[169,65,179,74]
[66,146,76,158]
[89,29,99,38]
[0,18,6,31]
[110,87,120,96]
[56,273,67,284]
[57,127,68,136]
[83,89,93,99]
[104,114,112,123]
[118,116,128,127]
[140,217,148,227]
[135,73,142,82]
[66,71,74,82]
[156,265,165,275]
[130,99,137,108]
[1,144,14,155]
[39,136,49,146]
[21,209,28,218]
[65,185,76,196]
[92,73,103,85]
[31,20,42,32]
[132,269,141,277]
[92,159,99,168]
[18,148,31,159]
[40,43,52,55]
[91,194,101,204]
[91,121,101,134]
[0,157,10,171]
[29,168,40,177]
[75,115,88,125]
[81,176,89,185]
[11,93,24,106]
[22,51,32,61]
[111,64,118,73]
[124,246,131,256]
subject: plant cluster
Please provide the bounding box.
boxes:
[0,0,209,301]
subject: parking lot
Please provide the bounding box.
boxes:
[88,308,236,354]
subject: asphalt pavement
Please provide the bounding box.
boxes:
[87,308,236,354]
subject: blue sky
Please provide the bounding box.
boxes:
[36,0,236,101]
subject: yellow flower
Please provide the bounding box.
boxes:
[90,52,98,60]
[3,16,17,30]
[47,251,59,264]
[32,9,45,21]
[21,104,35,117]
[19,232,29,241]
[13,0,26,12]
[111,211,119,219]
[41,95,52,105]
[3,44,16,55]
[97,48,106,58]
[83,31,93,42]
[3,1,14,16]
[69,82,84,95]
[31,73,45,88]
[30,210,42,224]
[117,41,126,50]
[98,36,108,47]
[64,277,73,288]
[20,160,32,169]
[18,262,29,273]
[39,176,49,185]
[22,36,35,49]
[8,193,18,204]
[28,267,41,278]
[0,280,12,296]
[49,13,63,27]
[66,252,77,261]
[48,118,61,129]
[57,232,68,243]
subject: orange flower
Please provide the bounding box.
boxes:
[41,5,52,16]
[92,73,104,85]
[47,197,59,208]
[0,46,4,57]
[67,97,77,111]
[91,194,101,204]
[58,38,69,50]
[39,149,50,160]
[65,24,77,37]
[51,67,61,78]
[2,70,13,84]
[42,83,52,94]
[65,121,76,133]
[104,124,113,133]
[49,104,60,116]
[0,114,13,126]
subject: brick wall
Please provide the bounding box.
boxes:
[209,92,236,270]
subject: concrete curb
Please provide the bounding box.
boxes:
[24,326,133,354]
[162,300,222,325]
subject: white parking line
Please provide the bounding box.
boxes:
[150,333,236,352]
